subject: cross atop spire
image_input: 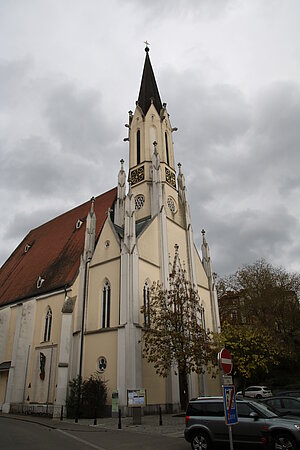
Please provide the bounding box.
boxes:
[137,47,162,115]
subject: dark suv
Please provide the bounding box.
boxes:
[184,396,300,449]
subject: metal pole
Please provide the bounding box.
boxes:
[46,344,54,415]
[159,406,162,426]
[93,406,97,425]
[118,409,122,429]
[228,425,234,450]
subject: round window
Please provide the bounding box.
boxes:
[167,196,177,213]
[98,356,107,373]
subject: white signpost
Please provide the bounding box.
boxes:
[218,348,238,450]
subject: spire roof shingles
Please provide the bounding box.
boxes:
[137,47,162,115]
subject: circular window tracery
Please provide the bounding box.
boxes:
[167,196,177,213]
[98,356,107,373]
[135,195,145,210]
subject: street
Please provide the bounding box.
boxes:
[0,416,191,450]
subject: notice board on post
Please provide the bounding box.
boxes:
[127,389,146,407]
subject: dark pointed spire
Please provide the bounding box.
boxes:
[137,46,162,115]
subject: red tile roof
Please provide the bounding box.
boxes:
[0,187,117,307]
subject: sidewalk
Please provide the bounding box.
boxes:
[0,412,186,438]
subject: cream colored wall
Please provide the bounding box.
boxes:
[32,293,64,346]
[132,182,151,222]
[0,372,8,403]
[164,184,185,228]
[88,220,121,331]
[138,218,160,268]
[87,259,120,331]
[206,372,221,395]
[70,272,80,334]
[92,219,120,266]
[26,292,64,404]
[138,260,160,327]
[166,218,190,271]
[142,357,166,405]
[4,305,18,361]
[83,331,118,404]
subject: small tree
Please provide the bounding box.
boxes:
[66,373,107,418]
[66,375,82,419]
[217,259,300,387]
[82,372,107,418]
[215,323,279,393]
[142,247,214,410]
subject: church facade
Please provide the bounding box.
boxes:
[0,47,220,416]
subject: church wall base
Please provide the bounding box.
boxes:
[9,403,54,417]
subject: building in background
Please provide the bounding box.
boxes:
[0,47,220,416]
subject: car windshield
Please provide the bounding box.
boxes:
[249,400,279,418]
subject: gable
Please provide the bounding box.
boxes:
[91,217,120,266]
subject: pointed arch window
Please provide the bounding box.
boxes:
[102,281,111,328]
[43,307,52,342]
[137,130,141,165]
[165,132,170,166]
[143,282,151,328]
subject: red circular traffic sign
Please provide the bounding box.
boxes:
[218,348,233,374]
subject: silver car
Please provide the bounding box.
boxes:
[184,396,300,449]
[236,386,273,399]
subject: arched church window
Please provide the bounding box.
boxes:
[43,307,52,342]
[165,132,170,166]
[137,130,141,165]
[143,282,151,328]
[102,281,111,328]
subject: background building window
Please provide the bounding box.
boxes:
[143,282,151,327]
[43,307,52,342]
[137,129,141,165]
[102,281,111,328]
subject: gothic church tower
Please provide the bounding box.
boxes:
[114,46,220,411]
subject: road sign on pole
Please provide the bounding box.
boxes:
[223,385,238,426]
[218,348,233,374]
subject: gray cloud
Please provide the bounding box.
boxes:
[125,0,234,20]
[44,83,114,157]
[0,0,299,280]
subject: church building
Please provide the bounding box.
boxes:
[0,47,220,416]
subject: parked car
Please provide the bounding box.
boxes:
[184,396,300,449]
[261,396,300,417]
[276,390,300,398]
[236,386,273,399]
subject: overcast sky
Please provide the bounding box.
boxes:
[1,0,300,276]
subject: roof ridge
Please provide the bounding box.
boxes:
[30,186,117,233]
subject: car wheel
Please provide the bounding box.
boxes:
[274,433,297,450]
[256,394,262,399]
[191,432,211,450]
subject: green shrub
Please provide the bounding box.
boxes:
[66,373,107,418]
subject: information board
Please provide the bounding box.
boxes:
[127,389,146,407]
[112,390,119,413]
